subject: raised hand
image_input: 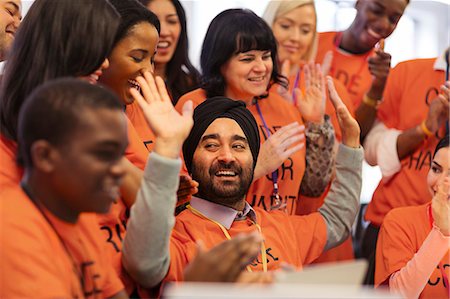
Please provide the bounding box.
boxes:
[184,232,263,282]
[254,122,305,180]
[295,62,326,124]
[129,71,193,158]
[367,39,391,99]
[432,177,450,236]
[327,76,360,148]
[425,81,450,134]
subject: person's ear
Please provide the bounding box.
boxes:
[30,140,60,173]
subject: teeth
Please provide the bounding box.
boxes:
[216,171,236,176]
[367,28,381,39]
[128,79,141,91]
[249,77,264,82]
[158,41,170,49]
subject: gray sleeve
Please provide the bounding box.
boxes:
[122,152,181,288]
[318,143,363,251]
[300,115,335,197]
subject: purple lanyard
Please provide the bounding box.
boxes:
[254,99,285,211]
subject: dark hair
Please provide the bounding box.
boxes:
[18,78,122,168]
[109,0,161,48]
[0,0,120,142]
[433,135,450,158]
[200,8,287,98]
[138,0,201,104]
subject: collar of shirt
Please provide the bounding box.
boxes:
[434,49,449,71]
[190,196,257,229]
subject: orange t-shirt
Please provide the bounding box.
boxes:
[176,88,306,215]
[365,58,445,227]
[125,101,156,152]
[0,135,23,191]
[316,31,375,108]
[375,204,450,298]
[165,207,327,281]
[0,186,124,298]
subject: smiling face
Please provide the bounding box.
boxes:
[99,22,159,105]
[427,147,450,197]
[147,0,181,67]
[350,0,407,51]
[0,0,21,61]
[221,50,273,103]
[272,4,315,66]
[49,108,128,214]
[191,118,254,209]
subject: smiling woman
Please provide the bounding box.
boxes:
[138,0,201,104]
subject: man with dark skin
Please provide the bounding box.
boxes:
[316,0,409,139]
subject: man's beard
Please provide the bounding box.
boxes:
[191,160,254,209]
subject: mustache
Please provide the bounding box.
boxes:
[209,161,242,175]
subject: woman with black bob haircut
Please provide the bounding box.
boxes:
[0,0,119,142]
[201,8,286,98]
[176,8,335,216]
[138,0,200,104]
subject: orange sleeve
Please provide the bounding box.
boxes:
[375,209,418,286]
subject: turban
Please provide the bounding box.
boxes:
[183,97,260,174]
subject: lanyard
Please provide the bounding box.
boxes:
[186,204,268,272]
[427,204,450,297]
[333,32,372,94]
[254,99,286,211]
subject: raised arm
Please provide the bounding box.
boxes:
[319,77,363,250]
[296,63,336,197]
[122,72,193,288]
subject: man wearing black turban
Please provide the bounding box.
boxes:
[125,78,365,285]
